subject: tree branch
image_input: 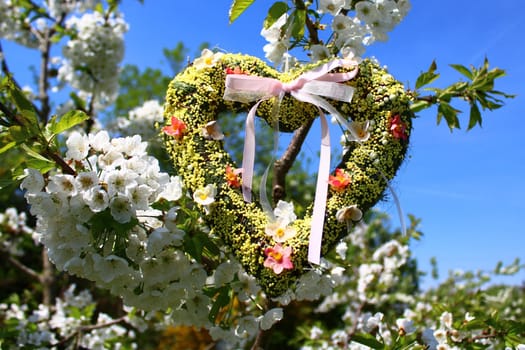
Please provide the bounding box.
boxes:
[41,249,55,306]
[5,254,41,280]
[38,31,52,123]
[270,1,321,204]
[49,315,128,348]
[272,119,314,204]
[36,10,66,124]
[42,148,77,176]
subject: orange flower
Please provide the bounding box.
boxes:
[328,168,351,192]
[225,165,242,188]
[162,116,187,141]
[389,114,408,141]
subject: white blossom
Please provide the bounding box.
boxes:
[157,176,183,202]
[260,308,283,330]
[65,131,90,161]
[20,168,45,194]
[273,200,297,225]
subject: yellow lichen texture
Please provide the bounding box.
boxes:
[163,53,412,297]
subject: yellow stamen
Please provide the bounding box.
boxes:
[270,251,283,262]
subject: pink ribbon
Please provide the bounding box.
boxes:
[223,59,358,264]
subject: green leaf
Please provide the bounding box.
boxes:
[263,2,289,29]
[183,234,204,262]
[48,110,89,135]
[437,101,461,131]
[25,157,55,174]
[70,91,87,111]
[8,125,32,143]
[0,140,16,154]
[94,2,104,14]
[415,60,439,89]
[20,143,49,162]
[6,80,40,133]
[208,286,231,323]
[450,64,474,80]
[0,170,15,190]
[229,0,255,24]
[351,333,384,349]
[468,102,482,130]
[291,8,306,40]
[199,231,221,256]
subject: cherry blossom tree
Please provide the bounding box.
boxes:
[0,0,522,349]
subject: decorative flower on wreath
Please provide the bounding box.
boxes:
[264,244,294,274]
[389,113,408,140]
[328,168,351,192]
[162,116,187,141]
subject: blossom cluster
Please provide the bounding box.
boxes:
[0,284,134,349]
[58,10,128,109]
[261,0,411,65]
[0,0,37,47]
[21,131,210,314]
[112,99,165,141]
[0,207,37,256]
[263,200,298,274]
[19,130,292,345]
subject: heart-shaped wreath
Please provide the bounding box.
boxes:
[163,52,411,297]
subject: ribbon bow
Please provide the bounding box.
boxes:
[223,58,358,264]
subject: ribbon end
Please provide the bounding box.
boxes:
[308,245,321,265]
[242,185,252,203]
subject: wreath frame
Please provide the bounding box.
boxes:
[164,53,412,297]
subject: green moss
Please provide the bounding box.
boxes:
[163,53,412,297]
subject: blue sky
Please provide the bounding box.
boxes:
[5,0,524,288]
[118,0,525,288]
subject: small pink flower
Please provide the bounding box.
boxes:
[264,244,293,274]
[328,168,351,192]
[225,66,247,75]
[389,114,408,141]
[162,116,187,140]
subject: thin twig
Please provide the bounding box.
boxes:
[6,254,41,280]
[42,148,77,175]
[49,315,128,348]
[250,328,267,350]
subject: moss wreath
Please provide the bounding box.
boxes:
[163,52,412,297]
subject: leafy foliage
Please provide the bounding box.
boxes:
[410,58,515,131]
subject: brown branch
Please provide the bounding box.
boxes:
[6,254,41,280]
[415,94,437,103]
[4,248,55,306]
[38,31,52,123]
[251,327,267,350]
[272,119,314,204]
[41,249,55,306]
[50,315,128,348]
[42,149,77,175]
[36,9,66,124]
